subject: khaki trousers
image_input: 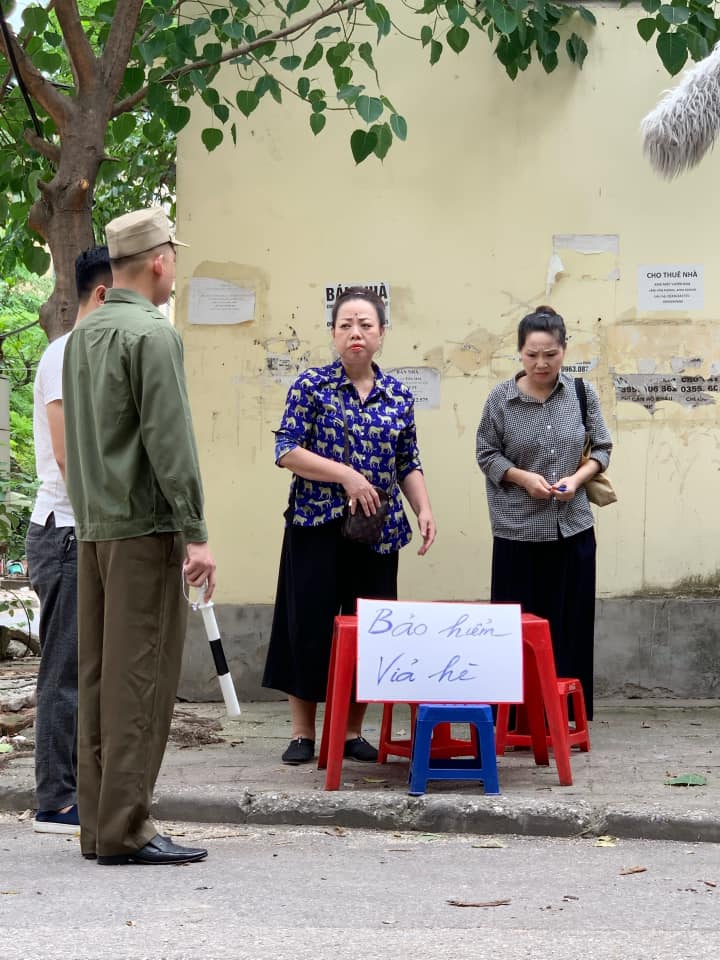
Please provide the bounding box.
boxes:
[77,533,187,857]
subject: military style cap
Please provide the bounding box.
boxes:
[105,208,188,259]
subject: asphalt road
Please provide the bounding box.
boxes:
[1,814,718,960]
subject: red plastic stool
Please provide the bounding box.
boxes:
[495,678,590,755]
[378,703,478,763]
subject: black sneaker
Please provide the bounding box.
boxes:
[343,736,379,762]
[281,736,315,765]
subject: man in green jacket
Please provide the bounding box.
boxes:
[63,208,216,866]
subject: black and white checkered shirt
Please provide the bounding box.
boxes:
[476,373,613,542]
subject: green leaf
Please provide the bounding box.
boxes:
[287,0,311,13]
[23,245,51,276]
[326,41,353,68]
[446,0,467,26]
[256,75,282,103]
[447,25,470,53]
[420,25,433,47]
[390,113,408,140]
[201,128,224,151]
[333,66,353,88]
[656,30,688,74]
[541,50,558,73]
[430,39,443,64]
[641,0,661,9]
[112,114,137,141]
[366,1,391,40]
[310,112,326,135]
[358,41,377,73]
[236,90,260,116]
[659,4,690,24]
[303,42,323,69]
[691,8,717,30]
[355,94,384,123]
[485,0,519,35]
[664,773,707,786]
[637,17,657,42]
[566,33,588,67]
[311,99,327,113]
[350,128,378,163]
[203,43,222,63]
[164,105,191,133]
[684,28,710,62]
[575,5,597,26]
[315,25,341,39]
[280,55,302,70]
[372,121,393,159]
[297,76,311,98]
[337,84,365,103]
[22,6,49,32]
[213,104,230,123]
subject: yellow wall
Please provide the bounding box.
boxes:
[177,6,720,605]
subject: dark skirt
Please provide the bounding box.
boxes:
[262,519,399,702]
[491,527,597,720]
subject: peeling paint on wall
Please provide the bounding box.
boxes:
[613,373,720,412]
[445,328,502,376]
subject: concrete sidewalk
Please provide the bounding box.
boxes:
[1,673,719,843]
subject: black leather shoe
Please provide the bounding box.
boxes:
[343,736,379,762]
[97,834,208,866]
[281,736,315,765]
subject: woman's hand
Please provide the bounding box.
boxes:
[342,467,381,516]
[551,477,580,502]
[416,509,436,556]
[519,471,554,500]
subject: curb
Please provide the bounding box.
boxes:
[151,789,720,844]
[4,786,719,844]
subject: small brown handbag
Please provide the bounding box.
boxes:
[574,378,617,507]
[338,392,390,544]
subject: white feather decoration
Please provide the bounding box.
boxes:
[641,41,720,178]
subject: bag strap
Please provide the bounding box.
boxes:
[338,390,351,467]
[574,377,588,432]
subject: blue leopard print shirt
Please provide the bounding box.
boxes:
[274,359,423,554]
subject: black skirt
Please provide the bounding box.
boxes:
[491,527,597,719]
[262,519,399,702]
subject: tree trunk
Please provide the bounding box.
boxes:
[29,106,106,341]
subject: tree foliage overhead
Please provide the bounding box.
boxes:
[0,0,700,339]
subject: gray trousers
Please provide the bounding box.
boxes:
[26,515,78,811]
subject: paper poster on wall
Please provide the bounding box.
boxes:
[386,367,440,409]
[189,277,255,324]
[325,281,390,327]
[638,265,703,311]
[356,599,523,703]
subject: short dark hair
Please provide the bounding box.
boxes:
[330,286,386,328]
[517,305,567,351]
[75,245,112,303]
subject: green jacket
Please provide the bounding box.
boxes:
[63,288,207,543]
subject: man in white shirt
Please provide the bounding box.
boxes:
[26,247,112,833]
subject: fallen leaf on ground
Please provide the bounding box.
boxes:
[562,895,579,901]
[471,840,505,849]
[701,880,717,888]
[665,774,707,787]
[0,744,13,754]
[1,891,18,895]
[594,836,617,847]
[125,920,136,927]
[619,866,647,876]
[447,899,511,908]
[362,777,387,783]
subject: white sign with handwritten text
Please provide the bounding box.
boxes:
[356,599,523,703]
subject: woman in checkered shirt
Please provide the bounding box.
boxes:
[476,306,613,718]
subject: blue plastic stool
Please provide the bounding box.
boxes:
[408,704,500,796]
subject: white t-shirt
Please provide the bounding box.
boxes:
[30,333,75,527]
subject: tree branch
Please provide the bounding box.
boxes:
[24,129,60,164]
[0,21,68,125]
[53,0,99,94]
[113,0,364,117]
[99,0,145,103]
